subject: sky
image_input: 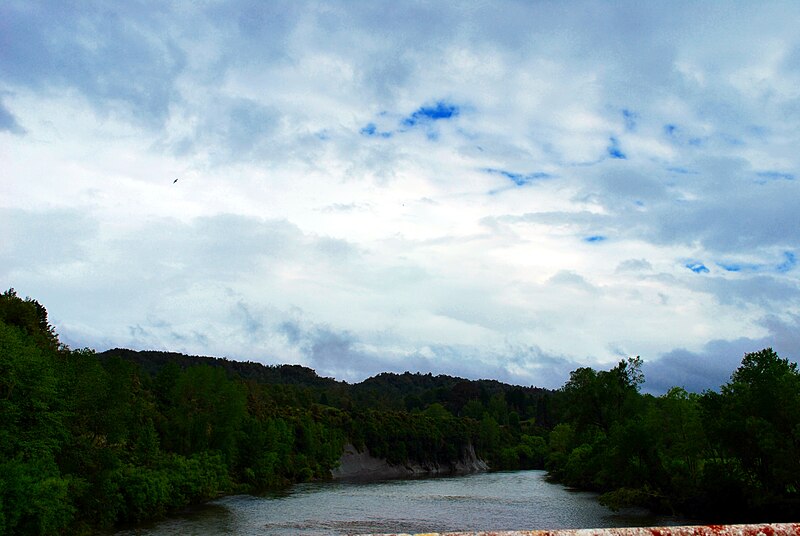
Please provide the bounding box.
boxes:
[3,1,800,393]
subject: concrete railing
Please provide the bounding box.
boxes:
[362,524,800,536]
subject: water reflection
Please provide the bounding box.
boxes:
[114,503,234,536]
[116,470,693,536]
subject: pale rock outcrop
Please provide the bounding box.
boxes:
[331,443,488,480]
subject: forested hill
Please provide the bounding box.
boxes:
[98,348,344,388]
[355,370,551,403]
[98,348,555,420]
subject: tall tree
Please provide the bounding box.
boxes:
[706,348,800,513]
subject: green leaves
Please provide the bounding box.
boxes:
[548,349,800,520]
[0,322,63,459]
[0,455,76,536]
[704,348,800,513]
[164,365,246,461]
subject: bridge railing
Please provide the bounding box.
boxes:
[361,523,800,536]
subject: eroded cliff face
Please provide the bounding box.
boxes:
[331,443,489,480]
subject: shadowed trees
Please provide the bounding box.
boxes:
[546,350,800,521]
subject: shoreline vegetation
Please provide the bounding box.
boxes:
[2,288,800,535]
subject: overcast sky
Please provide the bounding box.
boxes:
[3,1,800,392]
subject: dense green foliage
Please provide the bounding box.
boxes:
[545,352,800,522]
[2,288,799,533]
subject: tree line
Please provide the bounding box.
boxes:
[1,288,798,534]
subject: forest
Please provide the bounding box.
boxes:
[1,288,799,534]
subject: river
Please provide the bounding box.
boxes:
[115,470,692,535]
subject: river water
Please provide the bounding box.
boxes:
[116,470,692,535]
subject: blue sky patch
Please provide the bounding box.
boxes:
[622,109,637,131]
[667,167,693,174]
[402,101,460,127]
[686,262,709,274]
[483,168,551,186]
[777,251,797,273]
[360,123,392,138]
[716,252,796,274]
[716,261,760,273]
[607,137,626,159]
[717,262,742,272]
[584,235,606,243]
[757,171,795,182]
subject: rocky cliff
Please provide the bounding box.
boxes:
[331,443,489,480]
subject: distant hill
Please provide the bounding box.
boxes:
[356,370,550,398]
[98,348,343,388]
[98,348,556,424]
[99,348,550,394]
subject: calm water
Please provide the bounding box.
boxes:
[116,470,692,535]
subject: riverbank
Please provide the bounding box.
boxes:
[331,443,489,480]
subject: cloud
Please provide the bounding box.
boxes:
[493,210,608,229]
[2,210,360,349]
[690,274,800,309]
[646,179,800,252]
[561,155,800,258]
[616,259,653,272]
[0,208,97,271]
[643,339,756,394]
[0,99,25,134]
[277,318,581,387]
[547,271,597,293]
[317,202,371,213]
[1,2,186,126]
[644,313,800,394]
[584,165,670,206]
[166,97,282,163]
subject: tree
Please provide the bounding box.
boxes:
[706,348,800,514]
[0,289,61,352]
[0,297,75,534]
[648,387,706,506]
[561,357,644,434]
[164,365,247,463]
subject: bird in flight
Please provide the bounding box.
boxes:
[173,178,179,184]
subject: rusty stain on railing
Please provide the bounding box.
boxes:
[360,523,800,536]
